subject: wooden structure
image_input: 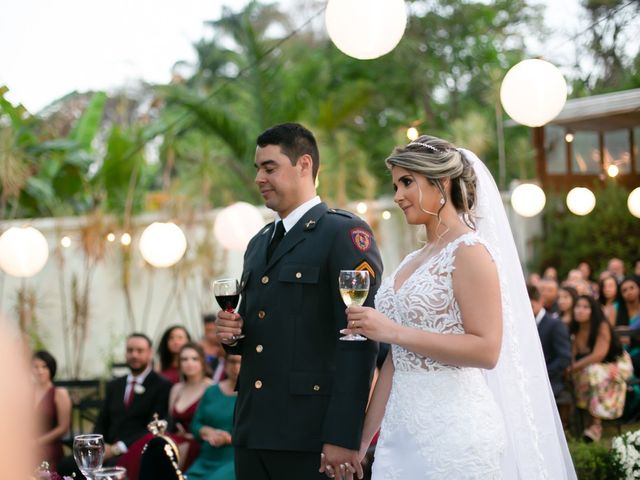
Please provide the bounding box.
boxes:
[531,88,640,191]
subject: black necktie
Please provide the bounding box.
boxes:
[267,221,286,262]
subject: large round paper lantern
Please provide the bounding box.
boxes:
[566,187,596,216]
[628,187,640,219]
[500,59,567,127]
[139,222,187,268]
[0,226,49,277]
[214,202,265,251]
[510,183,546,217]
[325,0,407,60]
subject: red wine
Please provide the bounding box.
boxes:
[216,294,239,312]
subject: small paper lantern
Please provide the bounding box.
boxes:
[566,187,596,216]
[325,0,407,60]
[510,183,546,217]
[500,59,567,127]
[139,222,187,268]
[628,187,640,219]
[0,226,49,277]
[214,202,265,251]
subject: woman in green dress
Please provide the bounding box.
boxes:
[186,355,240,480]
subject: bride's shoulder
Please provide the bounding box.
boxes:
[450,231,496,265]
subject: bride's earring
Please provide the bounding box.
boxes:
[440,197,445,206]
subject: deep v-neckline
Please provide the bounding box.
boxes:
[391,232,475,294]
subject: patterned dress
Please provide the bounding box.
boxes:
[372,232,506,480]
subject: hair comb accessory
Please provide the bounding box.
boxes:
[408,142,440,153]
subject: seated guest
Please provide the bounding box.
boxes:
[158,326,191,384]
[32,350,72,472]
[568,295,632,442]
[186,355,240,480]
[119,342,213,479]
[540,278,560,314]
[599,274,620,326]
[557,285,578,327]
[199,314,224,375]
[528,285,571,428]
[58,333,172,476]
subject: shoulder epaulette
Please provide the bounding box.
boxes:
[327,208,354,218]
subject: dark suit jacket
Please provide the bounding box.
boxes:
[226,203,383,452]
[94,370,171,446]
[537,312,571,398]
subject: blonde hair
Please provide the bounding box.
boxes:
[385,135,476,229]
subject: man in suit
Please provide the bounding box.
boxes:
[96,332,172,462]
[58,333,172,476]
[528,284,571,398]
[216,123,383,480]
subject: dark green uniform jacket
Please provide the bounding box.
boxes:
[227,202,383,452]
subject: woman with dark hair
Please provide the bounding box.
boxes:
[157,325,191,384]
[568,295,630,442]
[558,285,578,327]
[617,277,640,328]
[599,274,620,326]
[32,350,71,471]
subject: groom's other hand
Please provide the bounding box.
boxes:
[320,443,363,479]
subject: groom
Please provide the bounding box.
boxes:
[216,123,382,479]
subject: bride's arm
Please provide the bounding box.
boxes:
[346,244,502,369]
[359,351,394,457]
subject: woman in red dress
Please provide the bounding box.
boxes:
[32,350,71,472]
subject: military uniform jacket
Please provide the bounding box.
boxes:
[227,202,383,452]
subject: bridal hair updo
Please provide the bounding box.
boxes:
[385,134,477,228]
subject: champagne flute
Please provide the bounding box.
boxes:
[94,467,128,480]
[213,278,244,340]
[339,270,370,341]
[73,434,105,480]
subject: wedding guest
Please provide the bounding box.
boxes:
[540,278,560,314]
[568,295,629,442]
[543,266,558,281]
[186,355,240,480]
[32,351,71,472]
[608,258,625,284]
[598,274,620,326]
[199,314,225,378]
[557,285,578,327]
[158,325,191,384]
[617,277,640,328]
[118,342,212,479]
[58,333,172,477]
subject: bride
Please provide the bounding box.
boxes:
[341,136,576,479]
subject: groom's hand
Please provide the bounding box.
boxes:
[320,443,363,479]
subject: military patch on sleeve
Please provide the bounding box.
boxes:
[355,260,376,280]
[350,228,372,252]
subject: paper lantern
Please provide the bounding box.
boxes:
[214,202,265,251]
[139,222,187,268]
[500,59,567,127]
[325,0,407,60]
[566,187,596,216]
[628,187,640,219]
[0,226,49,277]
[510,183,546,217]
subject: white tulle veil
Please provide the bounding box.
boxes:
[458,148,576,479]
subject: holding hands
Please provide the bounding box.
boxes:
[319,444,364,480]
[342,306,399,344]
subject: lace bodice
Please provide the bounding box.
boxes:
[375,231,492,372]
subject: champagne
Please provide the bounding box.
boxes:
[340,288,369,306]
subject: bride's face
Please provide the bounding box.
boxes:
[391,166,441,225]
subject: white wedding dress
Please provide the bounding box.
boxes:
[372,232,506,480]
[370,148,576,479]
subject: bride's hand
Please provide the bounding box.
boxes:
[343,306,399,343]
